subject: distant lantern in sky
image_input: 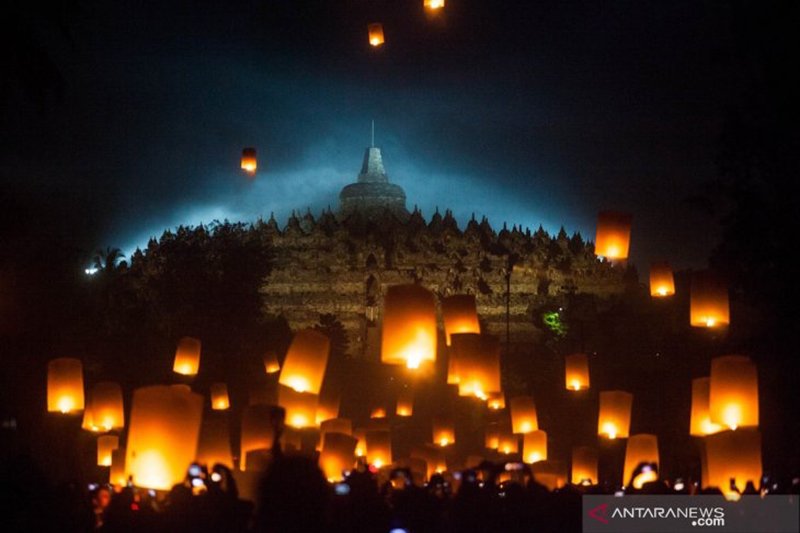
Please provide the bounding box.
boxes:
[623,434,659,488]
[278,385,318,429]
[279,329,330,395]
[196,416,233,469]
[173,337,201,376]
[241,147,257,175]
[109,447,127,486]
[87,382,125,431]
[649,261,676,297]
[485,422,501,450]
[497,428,519,455]
[454,333,502,400]
[594,211,633,261]
[523,430,547,464]
[97,435,119,467]
[381,284,437,370]
[598,390,633,439]
[487,392,505,410]
[354,428,367,458]
[47,358,84,414]
[210,383,230,411]
[690,271,730,328]
[509,396,538,434]
[368,23,385,47]
[240,404,280,471]
[424,0,445,12]
[564,353,590,391]
[531,460,568,491]
[370,405,387,419]
[124,385,204,490]
[263,351,280,374]
[365,429,392,469]
[571,446,598,485]
[411,445,447,479]
[441,294,481,346]
[432,416,455,447]
[320,432,358,482]
[705,429,761,499]
[396,387,413,417]
[690,377,724,437]
[709,355,759,431]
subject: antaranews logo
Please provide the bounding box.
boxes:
[587,503,609,524]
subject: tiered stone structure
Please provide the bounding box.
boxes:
[261,146,627,359]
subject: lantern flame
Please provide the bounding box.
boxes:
[602,422,618,440]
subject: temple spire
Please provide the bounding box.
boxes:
[371,120,375,148]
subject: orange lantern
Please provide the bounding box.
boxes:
[47,357,84,414]
[411,445,447,479]
[280,427,303,453]
[690,377,724,436]
[441,294,480,346]
[370,405,387,419]
[594,211,633,260]
[705,429,761,498]
[447,345,461,385]
[173,337,201,376]
[320,432,357,482]
[690,271,730,328]
[623,434,659,488]
[109,447,127,486]
[709,355,758,430]
[564,353,590,391]
[509,396,538,434]
[279,329,330,395]
[497,429,519,455]
[532,460,567,491]
[240,404,279,471]
[241,147,257,175]
[196,415,232,469]
[381,284,437,370]
[97,435,119,467]
[320,418,352,451]
[354,428,367,458]
[396,387,414,416]
[424,0,445,12]
[485,422,501,450]
[263,351,281,374]
[453,334,501,399]
[315,387,341,425]
[83,382,124,431]
[597,390,633,439]
[124,385,204,490]
[522,430,547,464]
[649,261,675,297]
[487,392,505,410]
[365,429,392,468]
[210,383,230,410]
[432,416,455,447]
[571,446,598,485]
[368,23,385,47]
[278,385,318,429]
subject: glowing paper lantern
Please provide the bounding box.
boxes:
[241,147,257,175]
[90,382,124,431]
[396,387,413,416]
[571,446,598,485]
[432,416,455,447]
[173,337,201,376]
[649,261,675,297]
[381,284,437,369]
[370,405,387,419]
[124,385,204,490]
[441,294,480,346]
[509,396,538,434]
[523,430,547,464]
[709,356,758,430]
[705,429,761,498]
[47,358,84,414]
[97,435,119,466]
[320,432,357,482]
[196,415,233,469]
[564,353,590,391]
[447,345,461,385]
[210,383,230,411]
[424,0,445,12]
[278,385,318,429]
[497,429,519,455]
[365,429,392,468]
[240,405,279,471]
[690,271,730,328]
[411,445,447,479]
[280,427,302,452]
[368,23,385,47]
[320,418,352,450]
[354,428,367,457]
[315,387,341,425]
[690,377,724,436]
[453,333,501,399]
[109,447,127,486]
[279,329,330,395]
[487,392,505,410]
[532,460,567,491]
[485,422,501,450]
[594,211,633,260]
[597,390,633,439]
[623,434,659,488]
[263,351,280,374]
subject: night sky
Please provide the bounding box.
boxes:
[3,1,749,270]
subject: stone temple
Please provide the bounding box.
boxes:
[261,145,626,359]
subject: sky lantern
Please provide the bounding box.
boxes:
[88,382,125,431]
[263,351,280,374]
[690,377,724,436]
[523,430,547,464]
[109,447,127,486]
[705,429,761,499]
[196,416,233,469]
[381,284,437,370]
[173,337,201,376]
[441,294,480,346]
[280,427,303,453]
[320,432,357,482]
[210,383,230,410]
[649,261,676,297]
[532,461,568,491]
[411,445,447,479]
[365,429,392,469]
[690,271,730,328]
[424,0,445,12]
[124,385,204,490]
[594,211,633,261]
[497,429,519,455]
[485,422,501,449]
[623,434,659,488]
[487,392,505,410]
[368,23,385,47]
[240,405,280,471]
[564,353,590,391]
[315,387,341,425]
[278,384,318,429]
[509,396,538,434]
[396,387,414,416]
[354,428,367,458]
[432,416,455,447]
[97,435,119,467]
[320,418,352,451]
[370,405,387,418]
[453,333,501,400]
[279,329,330,395]
[597,390,633,439]
[571,446,598,485]
[47,357,84,414]
[241,147,257,175]
[709,355,759,430]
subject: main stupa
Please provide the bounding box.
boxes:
[338,145,409,220]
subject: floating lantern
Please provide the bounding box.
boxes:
[485,422,501,450]
[368,23,385,47]
[320,418,352,451]
[263,351,280,374]
[623,434,659,488]
[509,396,538,434]
[705,429,761,498]
[240,405,279,471]
[210,383,230,410]
[447,345,461,385]
[354,428,367,457]
[88,382,125,431]
[173,337,201,376]
[320,432,357,482]
[441,294,480,346]
[690,271,730,328]
[497,429,519,455]
[110,447,127,486]
[279,329,330,395]
[278,385,318,429]
[196,416,232,469]
[532,460,567,491]
[171,384,192,393]
[453,334,501,399]
[594,211,633,260]
[709,356,758,430]
[597,390,633,439]
[124,385,204,490]
[381,284,437,369]
[396,387,414,416]
[564,353,590,391]
[365,430,392,468]
[47,357,84,414]
[523,430,547,464]
[97,435,119,467]
[432,416,455,447]
[411,445,447,479]
[82,406,97,432]
[424,0,445,12]
[690,377,724,436]
[571,446,598,485]
[315,387,341,425]
[241,147,257,175]
[370,405,387,419]
[649,261,675,297]
[487,392,505,410]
